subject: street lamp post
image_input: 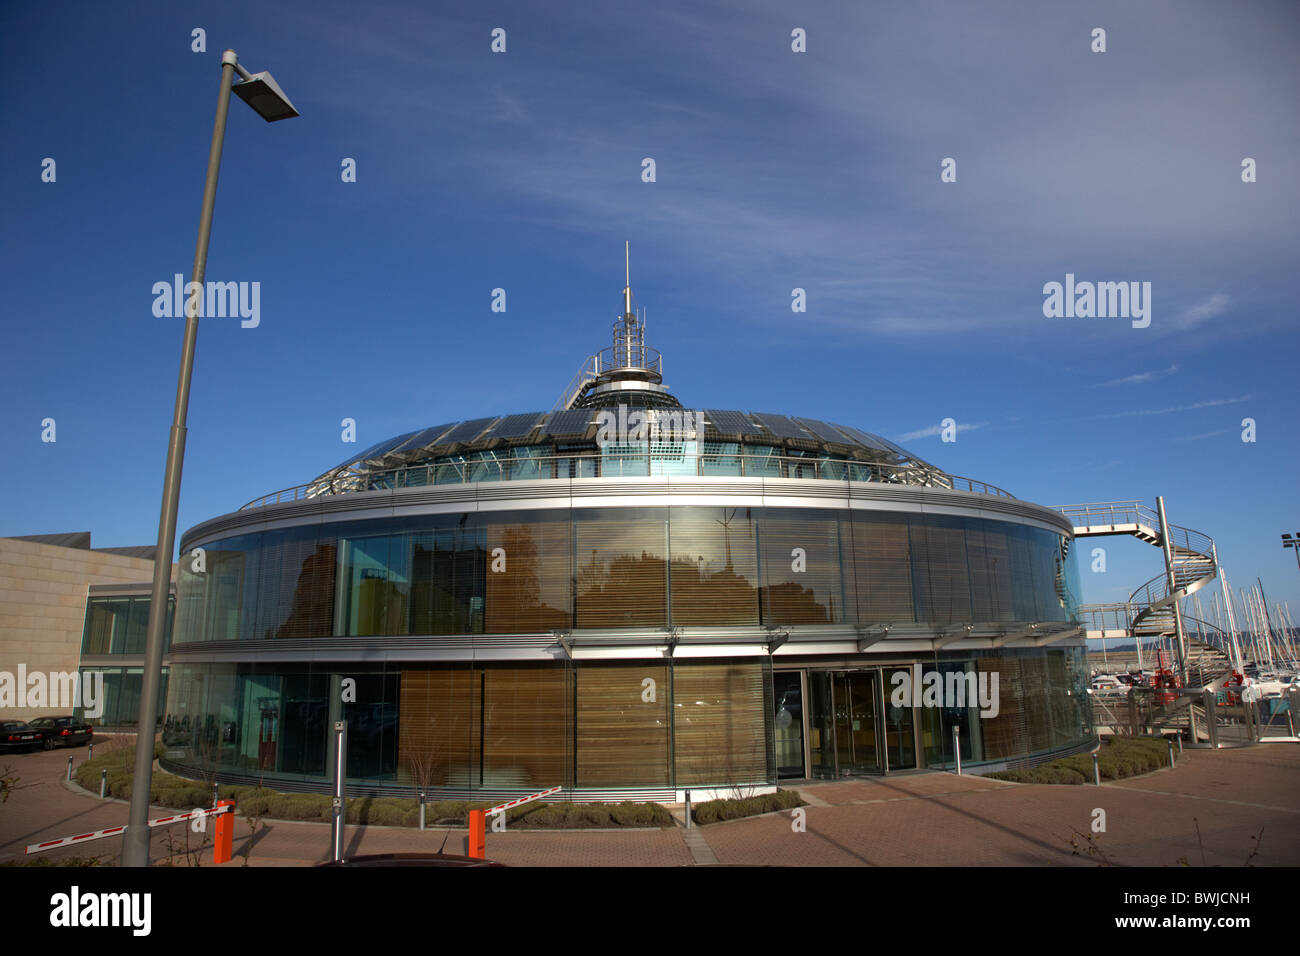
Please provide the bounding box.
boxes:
[1283,533,1300,576]
[122,49,297,869]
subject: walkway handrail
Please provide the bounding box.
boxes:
[240,451,1016,510]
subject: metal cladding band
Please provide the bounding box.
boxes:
[181,476,1073,553]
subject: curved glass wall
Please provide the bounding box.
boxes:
[175,507,1079,643]
[161,647,1091,791]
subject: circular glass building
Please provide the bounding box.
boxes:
[163,272,1094,800]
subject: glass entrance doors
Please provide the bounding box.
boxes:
[833,671,880,774]
[807,669,883,777]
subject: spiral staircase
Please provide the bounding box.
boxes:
[1057,500,1231,689]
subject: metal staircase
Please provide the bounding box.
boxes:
[1058,499,1226,689]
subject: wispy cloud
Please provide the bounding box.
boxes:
[1171,428,1234,443]
[1169,293,1231,332]
[1081,395,1253,421]
[897,420,988,441]
[1094,364,1178,387]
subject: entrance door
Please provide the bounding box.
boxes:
[833,672,881,774]
[773,672,805,778]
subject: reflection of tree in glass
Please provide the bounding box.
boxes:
[278,543,337,638]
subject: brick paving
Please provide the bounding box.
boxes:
[1,742,1296,867]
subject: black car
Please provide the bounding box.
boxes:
[0,720,44,752]
[26,716,93,749]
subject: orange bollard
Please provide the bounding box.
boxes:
[213,799,235,864]
[468,809,485,859]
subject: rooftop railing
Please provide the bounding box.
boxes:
[241,450,1015,511]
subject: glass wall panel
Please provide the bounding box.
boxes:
[484,515,572,632]
[882,667,917,770]
[808,670,836,778]
[848,511,915,623]
[483,666,570,789]
[575,509,667,628]
[82,598,128,654]
[397,667,479,788]
[576,663,670,787]
[340,531,411,636]
[772,672,805,778]
[342,672,399,781]
[253,527,337,639]
[410,516,485,636]
[910,516,972,625]
[919,659,983,767]
[673,660,770,786]
[1005,525,1039,622]
[759,510,846,625]
[669,507,759,626]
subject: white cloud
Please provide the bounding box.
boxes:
[897,420,988,442]
[1082,394,1253,421]
[1095,364,1178,387]
[1169,294,1230,332]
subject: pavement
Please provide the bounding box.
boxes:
[2,742,1297,867]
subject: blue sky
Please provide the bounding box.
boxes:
[1,0,1297,615]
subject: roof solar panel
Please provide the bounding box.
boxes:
[483,412,544,441]
[833,425,893,454]
[795,417,856,445]
[439,417,496,445]
[388,423,456,457]
[753,412,815,441]
[704,409,762,436]
[834,425,918,459]
[331,430,420,470]
[539,408,594,438]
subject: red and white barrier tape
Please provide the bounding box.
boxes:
[26,804,232,854]
[484,785,562,816]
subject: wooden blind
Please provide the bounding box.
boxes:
[848,512,915,623]
[482,667,570,789]
[976,654,1024,761]
[576,663,670,787]
[485,520,572,632]
[759,516,844,624]
[673,661,769,785]
[397,668,479,788]
[669,509,759,626]
[575,516,667,628]
[910,516,972,625]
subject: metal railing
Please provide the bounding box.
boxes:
[241,450,1016,511]
[1057,500,1156,529]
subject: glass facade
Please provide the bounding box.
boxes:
[81,595,175,655]
[75,667,169,728]
[174,507,1078,643]
[163,657,774,790]
[163,500,1090,792]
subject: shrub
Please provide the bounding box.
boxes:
[985,736,1178,785]
[693,790,804,825]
